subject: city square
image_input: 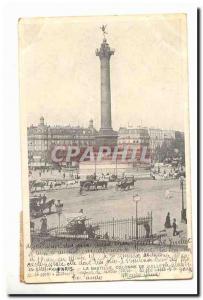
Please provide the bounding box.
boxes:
[27,24,187,245]
[32,176,186,237]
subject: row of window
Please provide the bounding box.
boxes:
[118,140,148,144]
[28,140,94,149]
[28,140,94,145]
[28,133,94,139]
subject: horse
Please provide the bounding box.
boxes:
[54,182,62,188]
[116,177,135,191]
[80,180,96,191]
[95,180,108,190]
[43,199,55,213]
[30,198,55,216]
[32,181,46,192]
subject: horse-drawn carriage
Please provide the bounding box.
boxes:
[29,180,47,192]
[65,213,99,238]
[29,179,67,193]
[116,176,135,191]
[108,174,117,182]
[30,195,55,218]
[48,179,66,189]
[80,178,108,191]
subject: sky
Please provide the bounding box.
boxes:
[19,14,188,131]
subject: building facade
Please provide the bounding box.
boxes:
[118,126,150,146]
[27,117,97,164]
[148,128,185,162]
[27,117,185,166]
[148,128,177,153]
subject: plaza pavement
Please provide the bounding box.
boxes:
[31,178,186,237]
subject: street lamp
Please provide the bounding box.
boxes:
[94,150,97,178]
[115,157,118,178]
[133,193,141,239]
[180,176,187,223]
[55,199,63,234]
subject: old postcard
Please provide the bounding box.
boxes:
[19,14,192,283]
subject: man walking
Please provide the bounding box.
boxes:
[172,218,177,236]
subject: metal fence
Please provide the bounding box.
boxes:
[87,213,153,240]
[32,212,153,241]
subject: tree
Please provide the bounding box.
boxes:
[154,138,185,164]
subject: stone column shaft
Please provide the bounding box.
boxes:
[95,37,117,146]
[100,57,112,129]
[96,38,114,132]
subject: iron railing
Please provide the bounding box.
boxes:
[32,212,153,241]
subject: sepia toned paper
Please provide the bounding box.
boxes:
[19,14,192,283]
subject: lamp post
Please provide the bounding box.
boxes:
[55,199,63,234]
[133,193,141,239]
[180,176,186,223]
[94,159,97,178]
[94,150,97,178]
[115,157,118,178]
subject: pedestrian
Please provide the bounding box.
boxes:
[63,172,65,179]
[40,215,48,235]
[104,232,109,240]
[172,218,177,236]
[87,225,95,239]
[164,212,171,228]
[144,222,150,238]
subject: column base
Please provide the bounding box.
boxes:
[96,129,118,146]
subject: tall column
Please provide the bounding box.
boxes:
[96,37,117,146]
[96,38,114,130]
